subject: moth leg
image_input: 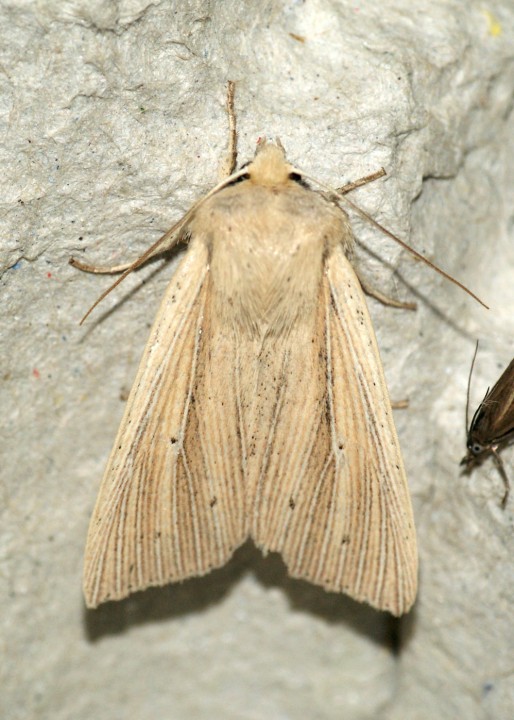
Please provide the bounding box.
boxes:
[69,218,186,277]
[218,80,238,179]
[391,399,409,409]
[357,272,417,311]
[69,258,138,274]
[70,220,188,323]
[492,449,510,508]
[337,168,386,195]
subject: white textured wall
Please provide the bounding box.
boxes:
[1,1,513,719]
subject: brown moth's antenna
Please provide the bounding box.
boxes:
[465,341,480,435]
[300,171,489,310]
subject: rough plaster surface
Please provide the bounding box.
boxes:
[1,1,513,719]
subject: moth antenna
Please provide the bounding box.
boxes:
[465,340,480,435]
[299,170,489,310]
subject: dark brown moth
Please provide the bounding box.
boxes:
[461,343,514,508]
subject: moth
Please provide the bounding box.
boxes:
[74,84,481,615]
[461,344,514,508]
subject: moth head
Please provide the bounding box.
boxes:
[248,138,296,187]
[460,437,486,470]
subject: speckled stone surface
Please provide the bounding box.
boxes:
[1,2,513,718]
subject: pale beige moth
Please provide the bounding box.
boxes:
[75,85,421,616]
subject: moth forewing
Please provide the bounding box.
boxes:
[468,359,514,448]
[83,240,248,607]
[247,243,417,615]
[82,140,418,614]
[327,248,417,612]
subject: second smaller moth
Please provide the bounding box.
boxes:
[462,346,514,507]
